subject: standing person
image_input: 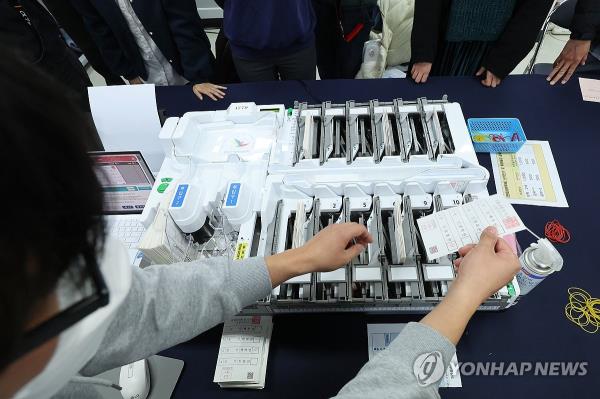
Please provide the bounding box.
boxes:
[410,0,553,87]
[547,0,600,85]
[0,0,91,104]
[42,0,124,85]
[312,0,380,79]
[70,0,226,101]
[215,0,317,82]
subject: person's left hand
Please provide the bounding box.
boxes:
[192,83,227,101]
[548,39,591,85]
[476,67,502,88]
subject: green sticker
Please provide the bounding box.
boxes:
[161,177,173,183]
[157,182,169,193]
[507,283,516,297]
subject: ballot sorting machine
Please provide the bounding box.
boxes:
[142,98,520,314]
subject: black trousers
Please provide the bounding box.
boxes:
[44,0,123,85]
[232,44,316,82]
[312,0,380,79]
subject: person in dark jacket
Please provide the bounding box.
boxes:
[410,0,553,88]
[548,0,600,85]
[70,0,225,101]
[312,0,380,79]
[215,0,317,82]
[0,0,91,104]
[43,0,123,85]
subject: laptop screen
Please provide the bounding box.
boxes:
[90,151,155,214]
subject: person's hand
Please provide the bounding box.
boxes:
[548,39,591,85]
[301,222,372,272]
[421,226,520,345]
[411,62,432,83]
[128,77,144,85]
[476,67,502,88]
[450,226,520,305]
[265,223,372,287]
[193,83,227,101]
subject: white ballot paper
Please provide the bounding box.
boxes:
[214,316,273,389]
[367,324,462,388]
[579,77,600,103]
[491,140,568,207]
[417,195,526,260]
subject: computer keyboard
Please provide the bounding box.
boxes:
[107,217,146,249]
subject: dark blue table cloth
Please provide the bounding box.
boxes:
[156,75,600,399]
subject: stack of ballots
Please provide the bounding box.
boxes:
[138,197,195,264]
[214,316,273,389]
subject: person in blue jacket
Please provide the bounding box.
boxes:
[216,0,317,82]
[70,0,226,101]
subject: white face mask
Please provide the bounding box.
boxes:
[14,238,132,399]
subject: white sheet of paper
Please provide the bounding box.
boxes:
[579,77,600,103]
[88,84,164,172]
[491,140,568,207]
[367,324,462,388]
[416,195,526,260]
[214,316,272,389]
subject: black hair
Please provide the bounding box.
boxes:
[0,46,105,364]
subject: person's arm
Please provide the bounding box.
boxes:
[333,227,520,399]
[548,0,600,85]
[161,0,216,83]
[480,0,554,81]
[79,223,372,376]
[409,0,445,83]
[570,0,600,41]
[68,0,140,80]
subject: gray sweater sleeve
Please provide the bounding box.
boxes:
[79,256,273,376]
[332,322,456,399]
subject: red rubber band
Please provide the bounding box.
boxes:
[544,220,571,244]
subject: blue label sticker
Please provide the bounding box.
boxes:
[171,184,189,208]
[226,183,241,207]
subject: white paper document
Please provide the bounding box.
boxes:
[491,140,568,207]
[367,324,462,388]
[88,84,164,172]
[417,195,526,260]
[214,316,273,389]
[579,77,600,103]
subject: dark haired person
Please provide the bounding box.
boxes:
[0,52,520,399]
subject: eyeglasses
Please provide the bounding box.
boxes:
[1,257,109,369]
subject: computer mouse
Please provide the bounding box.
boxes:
[119,359,150,399]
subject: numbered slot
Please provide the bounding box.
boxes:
[349,197,386,301]
[272,200,314,302]
[416,196,457,299]
[314,199,349,302]
[386,197,423,300]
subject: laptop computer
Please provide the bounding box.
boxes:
[90,151,155,262]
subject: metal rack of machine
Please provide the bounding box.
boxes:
[291,96,457,167]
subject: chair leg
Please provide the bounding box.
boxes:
[524,14,552,74]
